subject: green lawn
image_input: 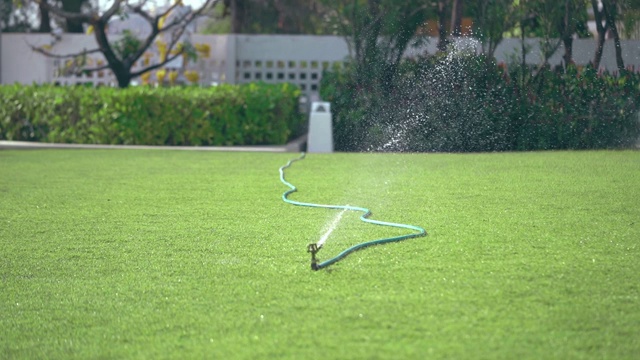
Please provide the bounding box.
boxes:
[1,149,639,359]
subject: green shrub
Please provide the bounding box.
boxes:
[320,54,640,152]
[0,83,303,146]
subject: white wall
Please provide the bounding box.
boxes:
[231,35,349,93]
[1,33,52,84]
[2,34,640,93]
[0,33,111,85]
[494,38,640,70]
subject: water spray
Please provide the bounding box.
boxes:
[279,152,427,271]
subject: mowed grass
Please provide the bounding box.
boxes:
[1,149,639,359]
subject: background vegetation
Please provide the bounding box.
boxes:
[0,83,303,146]
[321,54,640,152]
[308,0,640,152]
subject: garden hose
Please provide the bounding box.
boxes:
[279,152,427,271]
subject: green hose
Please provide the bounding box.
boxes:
[279,152,427,270]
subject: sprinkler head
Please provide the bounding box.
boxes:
[307,243,319,253]
[308,243,320,271]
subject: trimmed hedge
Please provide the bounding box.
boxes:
[320,54,640,152]
[0,83,303,146]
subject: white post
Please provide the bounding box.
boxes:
[307,102,333,153]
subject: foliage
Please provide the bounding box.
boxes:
[621,0,640,38]
[320,54,640,152]
[328,0,432,89]
[0,83,303,146]
[0,0,38,32]
[111,30,144,60]
[470,0,517,56]
[214,0,339,34]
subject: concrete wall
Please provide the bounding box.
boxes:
[494,38,640,70]
[1,33,639,94]
[231,35,349,93]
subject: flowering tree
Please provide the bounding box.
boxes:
[34,0,218,87]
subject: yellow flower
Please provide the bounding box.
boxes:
[156,69,167,83]
[195,43,210,59]
[170,43,184,56]
[168,70,178,85]
[158,15,168,30]
[156,40,167,51]
[184,70,200,84]
[141,72,151,85]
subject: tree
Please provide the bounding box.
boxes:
[1,0,40,32]
[323,0,431,87]
[33,0,218,87]
[559,0,578,66]
[39,0,52,33]
[223,0,245,32]
[436,0,449,51]
[602,0,625,71]
[591,0,625,71]
[218,0,333,34]
[472,0,517,57]
[620,0,640,38]
[450,0,463,36]
[507,0,590,71]
[61,0,90,33]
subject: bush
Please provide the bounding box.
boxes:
[320,54,640,152]
[0,83,303,146]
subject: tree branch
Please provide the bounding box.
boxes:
[156,0,187,21]
[128,0,217,67]
[92,22,124,71]
[102,0,125,23]
[129,1,153,24]
[30,43,103,59]
[79,63,112,73]
[159,0,216,33]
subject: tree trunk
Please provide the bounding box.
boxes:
[61,0,85,33]
[602,0,625,72]
[591,0,607,69]
[450,0,463,36]
[437,0,448,52]
[561,0,573,68]
[520,20,526,86]
[231,0,245,33]
[361,0,382,87]
[93,22,131,88]
[562,37,573,67]
[115,71,132,88]
[38,0,52,33]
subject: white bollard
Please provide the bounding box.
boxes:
[307,102,334,153]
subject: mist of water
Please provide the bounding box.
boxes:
[349,37,511,153]
[317,208,347,248]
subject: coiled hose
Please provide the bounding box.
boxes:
[279,152,427,270]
